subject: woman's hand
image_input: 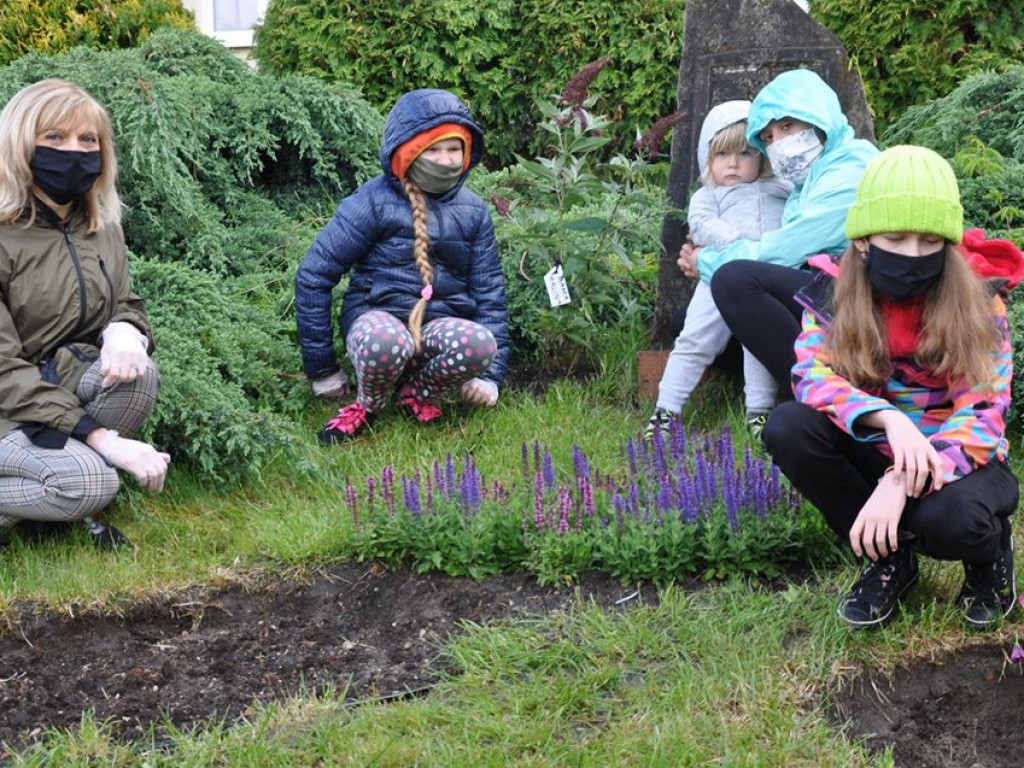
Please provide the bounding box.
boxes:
[849,472,908,560]
[88,428,171,492]
[875,410,945,496]
[678,243,700,281]
[100,322,150,388]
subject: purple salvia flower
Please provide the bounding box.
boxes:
[581,475,595,518]
[628,483,640,518]
[445,453,456,499]
[633,109,688,159]
[365,476,376,516]
[651,423,668,477]
[657,473,673,513]
[534,470,546,530]
[433,459,444,495]
[533,441,542,474]
[542,450,556,489]
[612,493,626,527]
[558,485,572,534]
[426,474,434,512]
[626,438,638,479]
[382,466,396,516]
[345,478,358,525]
[669,418,686,463]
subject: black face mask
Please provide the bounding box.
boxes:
[866,242,946,302]
[30,146,102,205]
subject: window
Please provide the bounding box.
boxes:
[183,0,269,49]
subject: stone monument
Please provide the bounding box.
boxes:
[651,0,874,347]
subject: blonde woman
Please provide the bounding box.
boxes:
[764,146,1021,629]
[295,89,509,443]
[0,79,169,548]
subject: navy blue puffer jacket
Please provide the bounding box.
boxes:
[295,89,509,388]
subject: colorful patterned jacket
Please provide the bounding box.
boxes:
[791,231,1023,486]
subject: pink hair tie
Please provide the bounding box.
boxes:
[421,284,433,301]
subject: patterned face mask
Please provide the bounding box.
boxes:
[766,128,823,185]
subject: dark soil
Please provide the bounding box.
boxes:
[0,562,650,752]
[833,643,1024,768]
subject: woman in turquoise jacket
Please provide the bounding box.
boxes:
[682,69,878,393]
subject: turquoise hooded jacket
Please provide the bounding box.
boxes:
[696,69,878,281]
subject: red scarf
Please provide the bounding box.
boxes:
[880,296,925,358]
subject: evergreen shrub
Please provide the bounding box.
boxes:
[0,0,193,66]
[0,29,385,482]
[813,0,1024,131]
[252,0,686,165]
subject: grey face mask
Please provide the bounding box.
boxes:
[406,156,463,195]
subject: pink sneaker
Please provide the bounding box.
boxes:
[318,402,372,444]
[397,387,444,425]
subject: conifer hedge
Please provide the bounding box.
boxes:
[0,29,384,482]
[813,0,1024,130]
[0,0,193,66]
[252,0,686,165]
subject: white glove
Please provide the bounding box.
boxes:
[100,322,150,388]
[93,430,171,492]
[460,378,499,407]
[311,371,349,400]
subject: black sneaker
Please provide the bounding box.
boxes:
[958,518,1016,629]
[837,545,919,628]
[644,408,674,440]
[85,517,131,551]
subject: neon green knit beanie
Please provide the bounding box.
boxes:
[845,145,963,244]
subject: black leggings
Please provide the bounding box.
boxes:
[764,401,1019,564]
[710,260,812,394]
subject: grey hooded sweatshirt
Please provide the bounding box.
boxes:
[688,100,792,260]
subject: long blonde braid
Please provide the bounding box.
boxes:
[403,178,433,351]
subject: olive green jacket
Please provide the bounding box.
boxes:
[0,205,152,440]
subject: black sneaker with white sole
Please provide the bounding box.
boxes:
[85,517,131,551]
[959,517,1016,629]
[837,545,919,628]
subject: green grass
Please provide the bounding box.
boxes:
[0,362,1020,766]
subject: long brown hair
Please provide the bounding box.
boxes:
[403,178,432,350]
[828,243,1001,390]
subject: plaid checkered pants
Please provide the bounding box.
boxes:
[0,361,159,527]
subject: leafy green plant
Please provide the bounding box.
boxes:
[472,75,666,373]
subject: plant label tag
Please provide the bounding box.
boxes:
[544,266,571,307]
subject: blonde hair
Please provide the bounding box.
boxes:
[403,178,432,350]
[0,79,121,232]
[700,120,771,186]
[828,243,1001,390]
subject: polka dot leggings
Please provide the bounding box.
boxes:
[346,310,497,412]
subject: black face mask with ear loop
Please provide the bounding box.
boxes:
[29,146,103,205]
[865,243,947,302]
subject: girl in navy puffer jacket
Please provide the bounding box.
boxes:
[295,90,509,442]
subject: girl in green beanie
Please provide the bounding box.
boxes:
[763,145,1022,629]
